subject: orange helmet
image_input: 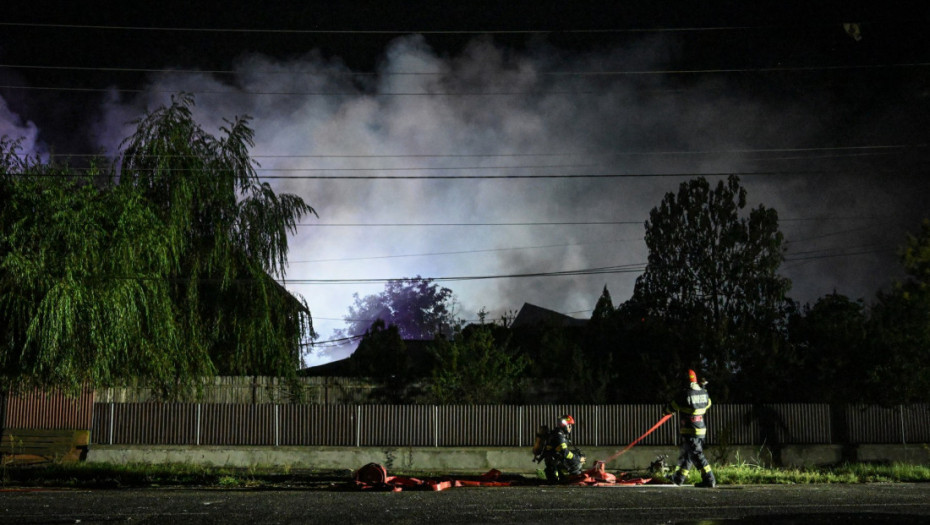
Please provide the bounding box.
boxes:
[688,369,698,383]
[559,415,575,427]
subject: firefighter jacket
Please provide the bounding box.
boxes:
[544,427,577,463]
[664,383,712,437]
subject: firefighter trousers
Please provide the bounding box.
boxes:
[676,435,710,473]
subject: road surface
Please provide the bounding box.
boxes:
[3,483,929,524]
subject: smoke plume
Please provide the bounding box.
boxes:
[5,34,926,364]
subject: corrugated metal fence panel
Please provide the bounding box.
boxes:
[846,405,903,444]
[904,404,930,443]
[83,402,930,447]
[3,389,94,429]
[704,404,753,446]
[280,404,356,446]
[113,403,197,445]
[201,404,275,445]
[437,406,521,446]
[521,405,596,446]
[360,405,434,446]
[764,404,831,444]
[521,405,557,447]
[595,405,676,447]
[91,404,111,444]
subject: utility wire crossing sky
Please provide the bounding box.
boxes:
[1,3,928,364]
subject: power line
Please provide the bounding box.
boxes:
[282,263,647,285]
[296,221,640,227]
[290,223,895,265]
[283,245,897,288]
[0,170,848,180]
[4,60,929,96]
[295,220,891,264]
[283,242,899,287]
[288,240,642,263]
[781,246,898,269]
[0,21,787,35]
[303,333,365,348]
[4,61,928,77]
[50,152,590,158]
[785,243,893,258]
[33,144,923,160]
[22,169,923,180]
[780,215,901,223]
[250,164,600,171]
[785,224,889,244]
[295,215,910,228]
[0,84,605,96]
[2,242,885,286]
[240,169,920,179]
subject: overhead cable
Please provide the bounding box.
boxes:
[4,62,928,76]
[0,21,791,35]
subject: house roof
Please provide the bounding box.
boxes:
[299,356,356,377]
[510,302,588,329]
[300,339,436,378]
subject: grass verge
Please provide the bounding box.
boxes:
[672,462,930,485]
[1,462,352,489]
[2,461,929,489]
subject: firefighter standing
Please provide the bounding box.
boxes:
[664,369,716,488]
[539,414,584,483]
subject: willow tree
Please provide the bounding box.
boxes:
[631,175,792,400]
[0,142,194,394]
[117,94,317,380]
[0,96,316,396]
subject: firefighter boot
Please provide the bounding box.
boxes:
[544,466,559,484]
[670,469,687,486]
[696,468,716,488]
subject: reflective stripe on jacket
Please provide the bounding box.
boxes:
[544,428,575,460]
[665,384,712,437]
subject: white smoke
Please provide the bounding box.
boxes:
[80,34,921,364]
[0,95,44,159]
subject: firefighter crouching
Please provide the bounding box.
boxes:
[533,414,585,483]
[664,369,716,488]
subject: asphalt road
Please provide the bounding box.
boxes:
[3,484,930,524]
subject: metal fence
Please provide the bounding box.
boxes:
[3,389,95,429]
[90,403,930,447]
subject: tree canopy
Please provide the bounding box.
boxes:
[0,95,316,396]
[865,219,930,404]
[789,292,868,403]
[428,324,528,404]
[631,175,792,398]
[336,276,459,340]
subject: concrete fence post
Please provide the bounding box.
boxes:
[356,405,361,448]
[433,405,438,447]
[108,402,114,445]
[196,404,201,446]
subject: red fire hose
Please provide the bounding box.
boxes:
[603,413,673,465]
[348,414,674,491]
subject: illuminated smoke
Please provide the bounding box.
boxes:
[0,95,43,159]
[17,34,926,364]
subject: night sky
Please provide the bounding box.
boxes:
[2,2,928,364]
